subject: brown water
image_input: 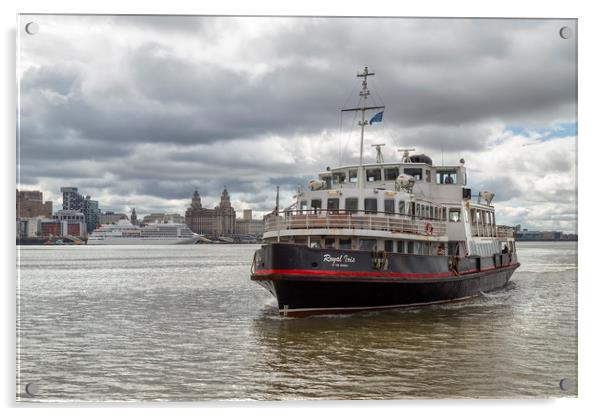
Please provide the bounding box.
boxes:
[16,241,577,401]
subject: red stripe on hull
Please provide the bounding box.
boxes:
[252,266,520,279]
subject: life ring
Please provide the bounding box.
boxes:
[424,222,433,235]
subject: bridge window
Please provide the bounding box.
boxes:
[366,168,382,182]
[399,201,406,215]
[364,198,378,213]
[404,168,422,181]
[426,169,431,183]
[300,200,308,212]
[384,167,399,181]
[436,170,457,184]
[449,208,461,222]
[349,169,358,183]
[332,172,346,185]
[345,198,358,213]
[311,199,322,213]
[327,198,339,213]
[384,199,395,215]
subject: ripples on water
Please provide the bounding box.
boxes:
[16,242,577,401]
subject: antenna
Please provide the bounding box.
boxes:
[397,148,416,163]
[371,144,385,164]
[341,67,385,189]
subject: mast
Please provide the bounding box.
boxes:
[341,67,385,189]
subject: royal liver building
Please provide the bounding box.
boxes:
[185,187,236,236]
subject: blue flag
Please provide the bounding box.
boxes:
[369,111,384,125]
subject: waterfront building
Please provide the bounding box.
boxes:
[184,188,237,236]
[243,209,253,221]
[214,188,236,236]
[235,209,264,236]
[16,217,46,238]
[60,187,101,233]
[52,210,86,237]
[130,208,138,226]
[99,211,128,224]
[40,219,61,237]
[16,189,53,218]
[142,213,185,224]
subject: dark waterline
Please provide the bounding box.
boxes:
[16,241,577,401]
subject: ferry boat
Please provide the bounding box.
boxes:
[251,67,519,317]
[87,220,201,245]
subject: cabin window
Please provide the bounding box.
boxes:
[404,168,422,181]
[384,167,399,181]
[397,241,405,253]
[430,206,434,219]
[449,208,461,222]
[327,198,340,213]
[366,168,382,182]
[443,207,447,221]
[345,197,358,213]
[384,199,395,215]
[311,199,322,213]
[426,169,431,183]
[325,238,335,248]
[349,169,358,183]
[436,170,457,185]
[360,239,377,251]
[407,241,415,254]
[399,201,406,215]
[384,240,393,252]
[364,198,378,213]
[300,200,308,212]
[332,172,346,185]
[435,207,439,220]
[340,239,352,249]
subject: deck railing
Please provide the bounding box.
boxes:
[264,209,446,237]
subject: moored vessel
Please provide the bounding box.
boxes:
[88,220,201,245]
[251,67,519,317]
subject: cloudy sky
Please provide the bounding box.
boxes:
[17,15,577,231]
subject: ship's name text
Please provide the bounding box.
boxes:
[323,254,356,267]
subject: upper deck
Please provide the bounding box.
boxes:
[317,157,469,203]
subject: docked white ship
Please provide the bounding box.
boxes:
[87,220,201,245]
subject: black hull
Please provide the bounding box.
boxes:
[251,244,519,317]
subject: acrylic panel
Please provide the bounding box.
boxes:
[16,15,577,401]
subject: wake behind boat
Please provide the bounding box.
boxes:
[87,219,201,245]
[251,67,520,317]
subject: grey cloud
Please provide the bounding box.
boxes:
[17,16,577,224]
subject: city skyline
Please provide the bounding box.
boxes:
[17,16,577,231]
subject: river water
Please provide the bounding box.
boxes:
[16,241,577,401]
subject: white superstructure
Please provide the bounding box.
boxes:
[87,220,201,245]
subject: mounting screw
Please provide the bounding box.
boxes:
[25,22,39,35]
[559,378,572,391]
[559,26,572,40]
[25,382,39,396]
